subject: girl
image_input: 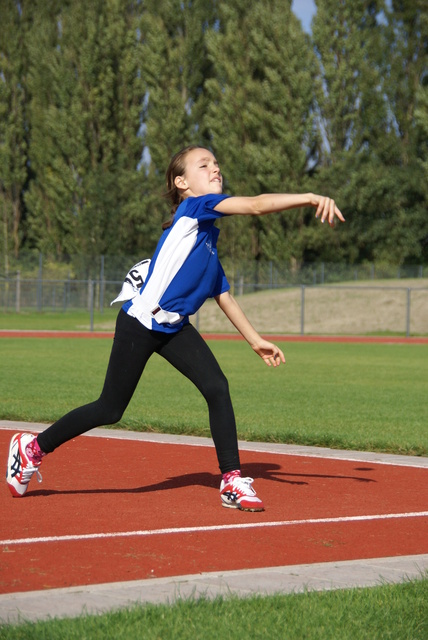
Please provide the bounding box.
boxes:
[6,145,345,511]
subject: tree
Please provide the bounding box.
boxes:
[24,0,148,261]
[0,0,34,265]
[383,0,428,165]
[311,0,428,265]
[312,0,388,162]
[415,81,428,182]
[203,0,320,267]
[137,0,218,242]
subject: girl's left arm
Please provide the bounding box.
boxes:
[215,291,285,367]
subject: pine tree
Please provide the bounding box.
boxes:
[312,0,388,162]
[138,0,218,238]
[383,0,428,165]
[310,0,428,265]
[24,0,148,260]
[203,0,320,266]
[415,82,428,179]
[0,0,34,264]
[380,1,428,264]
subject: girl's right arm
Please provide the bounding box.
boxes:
[214,193,345,227]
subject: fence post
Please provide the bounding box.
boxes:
[99,255,105,313]
[89,279,94,332]
[16,271,21,313]
[406,288,411,337]
[300,285,305,335]
[65,271,71,311]
[37,252,43,311]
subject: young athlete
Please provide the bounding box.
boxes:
[6,145,345,510]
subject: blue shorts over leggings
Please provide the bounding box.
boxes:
[37,309,240,474]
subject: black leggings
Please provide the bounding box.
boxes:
[37,309,240,474]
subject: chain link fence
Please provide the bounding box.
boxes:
[1,253,427,336]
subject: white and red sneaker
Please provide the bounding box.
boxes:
[6,433,44,497]
[220,472,264,511]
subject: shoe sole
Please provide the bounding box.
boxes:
[221,501,264,512]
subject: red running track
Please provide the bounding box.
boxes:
[1,429,427,595]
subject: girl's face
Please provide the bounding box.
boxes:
[175,148,223,198]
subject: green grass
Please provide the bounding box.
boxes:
[1,578,427,639]
[1,338,427,455]
[0,308,118,331]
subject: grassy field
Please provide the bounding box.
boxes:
[1,338,427,455]
[1,333,427,636]
[0,578,427,639]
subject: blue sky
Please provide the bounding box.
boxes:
[291,0,316,33]
[291,1,390,33]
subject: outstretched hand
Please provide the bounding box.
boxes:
[311,194,345,227]
[252,339,286,367]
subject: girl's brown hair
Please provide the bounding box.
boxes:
[162,145,208,230]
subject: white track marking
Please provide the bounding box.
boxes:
[1,511,427,547]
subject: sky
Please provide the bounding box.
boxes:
[291,0,317,33]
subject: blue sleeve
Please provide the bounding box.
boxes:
[178,194,231,223]
[210,261,230,298]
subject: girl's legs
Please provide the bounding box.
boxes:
[7,313,262,508]
[158,326,264,510]
[36,314,238,468]
[37,310,161,453]
[157,323,240,474]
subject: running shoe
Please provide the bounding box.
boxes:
[6,433,43,497]
[220,475,264,511]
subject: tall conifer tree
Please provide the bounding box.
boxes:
[383,0,427,165]
[312,0,387,161]
[312,0,427,264]
[382,0,428,264]
[203,0,320,266]
[138,0,217,236]
[0,0,34,263]
[25,0,147,259]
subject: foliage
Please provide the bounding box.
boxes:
[0,0,427,267]
[204,0,320,263]
[310,0,428,264]
[24,0,148,259]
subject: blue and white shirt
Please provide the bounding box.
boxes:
[123,193,231,333]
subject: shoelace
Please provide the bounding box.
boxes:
[22,461,43,484]
[230,476,256,495]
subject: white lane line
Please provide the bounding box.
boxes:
[2,511,427,547]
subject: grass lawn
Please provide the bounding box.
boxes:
[1,338,427,455]
[1,578,427,639]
